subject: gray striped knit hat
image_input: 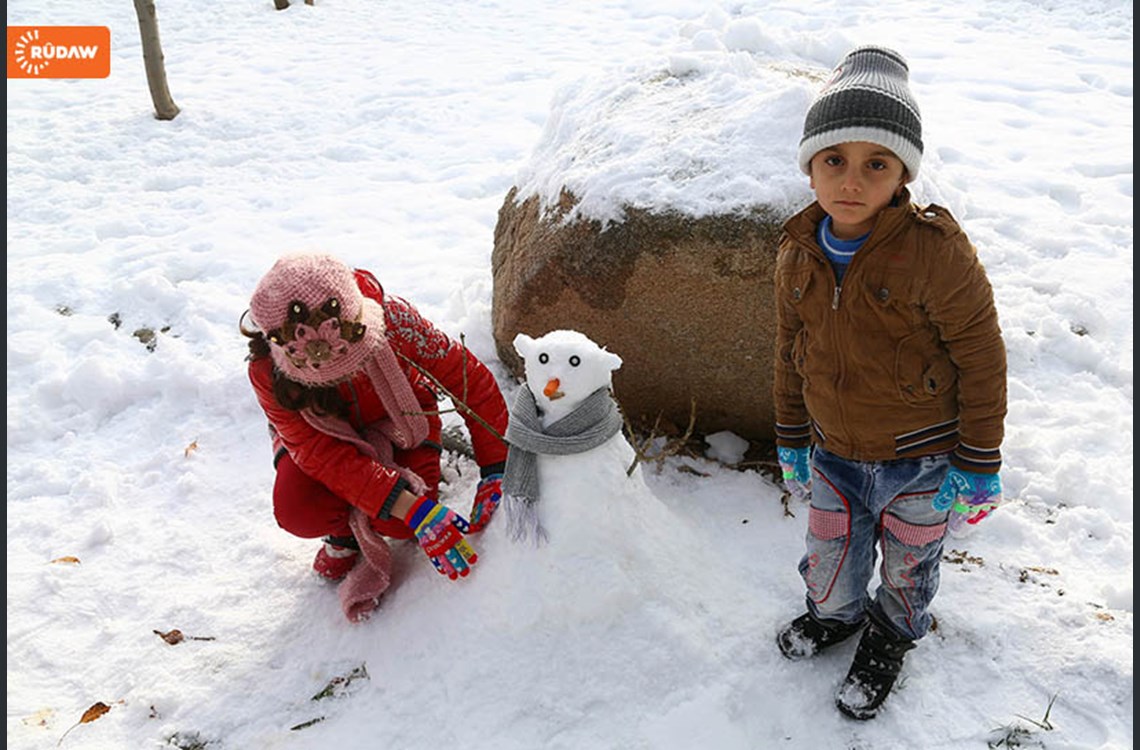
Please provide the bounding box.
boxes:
[798,45,923,182]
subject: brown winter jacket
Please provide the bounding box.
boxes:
[773,190,1006,474]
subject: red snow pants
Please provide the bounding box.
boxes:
[272,446,442,541]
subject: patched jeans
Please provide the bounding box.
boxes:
[799,446,951,641]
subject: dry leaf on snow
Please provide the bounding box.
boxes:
[154,629,216,645]
[57,701,112,746]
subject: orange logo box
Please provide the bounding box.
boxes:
[8,26,111,79]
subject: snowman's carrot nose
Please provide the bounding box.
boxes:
[543,378,564,400]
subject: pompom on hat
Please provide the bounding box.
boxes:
[798,45,923,182]
[249,252,386,387]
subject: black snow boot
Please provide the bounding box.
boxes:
[777,611,866,661]
[835,620,916,720]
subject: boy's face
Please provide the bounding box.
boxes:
[808,141,907,239]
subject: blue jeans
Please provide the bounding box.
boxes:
[799,446,951,641]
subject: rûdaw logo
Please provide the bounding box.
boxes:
[7,26,111,79]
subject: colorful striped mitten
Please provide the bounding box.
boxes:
[468,473,503,533]
[403,496,477,580]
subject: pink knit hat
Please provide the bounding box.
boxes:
[249,252,386,387]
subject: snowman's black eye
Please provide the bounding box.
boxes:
[569,355,581,367]
[538,353,549,364]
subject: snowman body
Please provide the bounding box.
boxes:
[493,330,689,621]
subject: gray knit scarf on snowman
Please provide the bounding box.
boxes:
[502,384,623,545]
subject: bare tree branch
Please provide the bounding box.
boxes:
[624,397,697,476]
[393,335,506,445]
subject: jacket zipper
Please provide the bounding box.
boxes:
[828,272,846,444]
[826,231,882,446]
[800,231,871,446]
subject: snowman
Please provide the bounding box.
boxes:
[377,331,760,721]
[487,329,705,622]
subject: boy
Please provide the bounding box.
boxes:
[772,46,1007,720]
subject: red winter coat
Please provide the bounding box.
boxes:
[248,268,509,518]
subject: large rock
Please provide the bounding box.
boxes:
[491,187,783,443]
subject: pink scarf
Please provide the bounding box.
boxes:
[299,325,430,623]
[338,508,394,622]
[300,322,430,496]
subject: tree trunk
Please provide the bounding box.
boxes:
[133,0,180,121]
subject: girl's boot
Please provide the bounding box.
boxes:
[312,536,360,581]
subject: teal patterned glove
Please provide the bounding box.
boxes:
[777,446,812,500]
[933,467,1003,536]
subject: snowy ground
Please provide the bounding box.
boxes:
[6,1,1132,749]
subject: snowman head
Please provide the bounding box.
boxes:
[513,330,622,424]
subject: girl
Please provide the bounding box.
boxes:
[242,252,509,620]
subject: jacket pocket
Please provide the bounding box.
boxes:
[777,269,814,307]
[865,272,914,307]
[777,267,816,376]
[895,329,957,405]
[864,272,919,333]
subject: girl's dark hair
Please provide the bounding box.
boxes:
[240,310,347,416]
